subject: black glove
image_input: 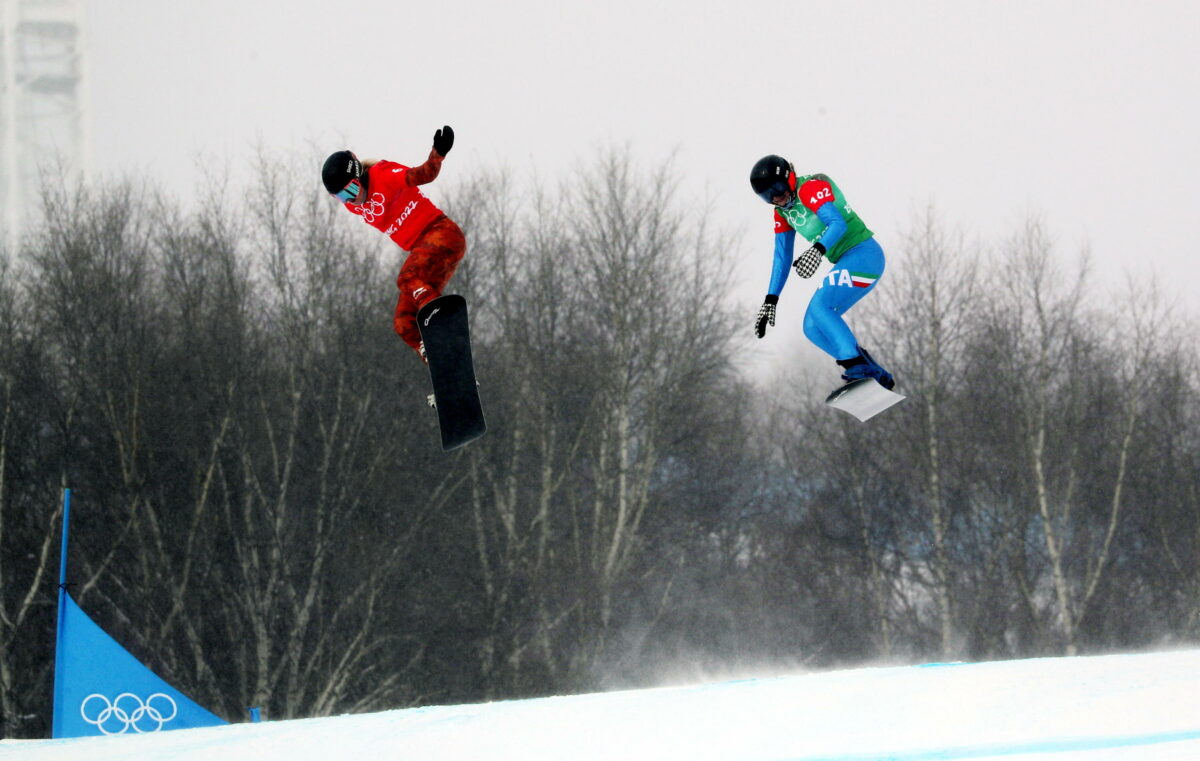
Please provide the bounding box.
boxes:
[755,295,778,339]
[433,125,454,157]
[793,242,825,278]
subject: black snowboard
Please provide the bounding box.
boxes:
[417,295,486,450]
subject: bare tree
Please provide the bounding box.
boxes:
[442,150,743,691]
[1148,348,1200,638]
[875,206,981,658]
[561,150,739,675]
[207,154,447,717]
[0,255,65,737]
[441,168,595,695]
[982,217,1137,655]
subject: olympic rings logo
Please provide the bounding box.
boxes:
[355,192,387,223]
[780,206,810,228]
[80,692,178,734]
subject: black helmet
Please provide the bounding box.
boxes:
[750,154,795,205]
[322,150,363,194]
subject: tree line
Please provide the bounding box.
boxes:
[1,150,1197,737]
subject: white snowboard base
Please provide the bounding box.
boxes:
[825,378,906,422]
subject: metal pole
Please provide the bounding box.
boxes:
[57,488,71,586]
[51,487,71,738]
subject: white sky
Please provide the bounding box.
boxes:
[83,0,1200,370]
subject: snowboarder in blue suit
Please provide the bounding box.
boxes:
[750,154,895,390]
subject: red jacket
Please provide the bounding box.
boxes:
[342,149,446,250]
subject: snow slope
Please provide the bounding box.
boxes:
[6,650,1200,761]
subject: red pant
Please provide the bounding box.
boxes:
[393,216,466,355]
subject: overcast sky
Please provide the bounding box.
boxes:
[83,0,1200,372]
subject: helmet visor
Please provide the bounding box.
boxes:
[755,179,792,205]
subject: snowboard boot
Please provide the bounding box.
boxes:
[858,347,895,390]
[837,348,895,390]
[837,355,874,382]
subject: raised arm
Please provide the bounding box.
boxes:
[405,148,444,187]
[406,125,454,187]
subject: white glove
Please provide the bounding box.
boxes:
[755,296,778,339]
[793,243,826,278]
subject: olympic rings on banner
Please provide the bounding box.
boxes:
[80,692,178,734]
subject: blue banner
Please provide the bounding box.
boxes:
[52,594,227,738]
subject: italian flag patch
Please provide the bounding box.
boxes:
[850,272,878,288]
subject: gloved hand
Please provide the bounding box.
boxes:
[433,125,455,157]
[793,242,826,278]
[755,295,778,339]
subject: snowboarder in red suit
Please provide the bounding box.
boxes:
[321,126,463,362]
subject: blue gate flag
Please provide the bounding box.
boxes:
[51,489,227,738]
[52,595,228,737]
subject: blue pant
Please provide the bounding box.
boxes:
[802,237,885,361]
